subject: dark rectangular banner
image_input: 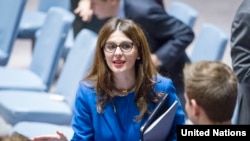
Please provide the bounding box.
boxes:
[177,125,249,141]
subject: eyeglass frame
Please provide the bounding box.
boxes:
[102,41,136,53]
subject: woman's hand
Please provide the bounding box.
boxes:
[32,131,68,141]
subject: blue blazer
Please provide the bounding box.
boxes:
[71,75,185,141]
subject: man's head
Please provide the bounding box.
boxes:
[0,132,30,141]
[90,0,119,19]
[183,61,238,124]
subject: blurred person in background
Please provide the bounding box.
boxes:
[230,0,250,124]
[71,0,164,36]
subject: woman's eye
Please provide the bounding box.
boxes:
[109,44,116,49]
[121,43,131,49]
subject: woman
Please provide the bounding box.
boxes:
[33,18,185,141]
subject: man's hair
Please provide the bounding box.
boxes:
[0,132,30,141]
[183,61,238,122]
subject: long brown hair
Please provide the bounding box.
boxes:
[85,18,160,121]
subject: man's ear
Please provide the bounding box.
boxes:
[190,99,201,116]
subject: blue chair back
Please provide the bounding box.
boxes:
[29,7,75,91]
[17,0,70,39]
[0,0,27,66]
[54,29,97,109]
[167,1,198,28]
[0,29,97,127]
[38,0,71,12]
[190,24,228,62]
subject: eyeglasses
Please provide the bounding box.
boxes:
[103,41,135,53]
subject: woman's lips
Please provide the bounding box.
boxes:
[113,60,125,68]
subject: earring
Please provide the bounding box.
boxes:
[137,57,140,60]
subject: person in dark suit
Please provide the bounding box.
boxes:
[231,0,250,124]
[70,0,165,36]
[72,0,194,111]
